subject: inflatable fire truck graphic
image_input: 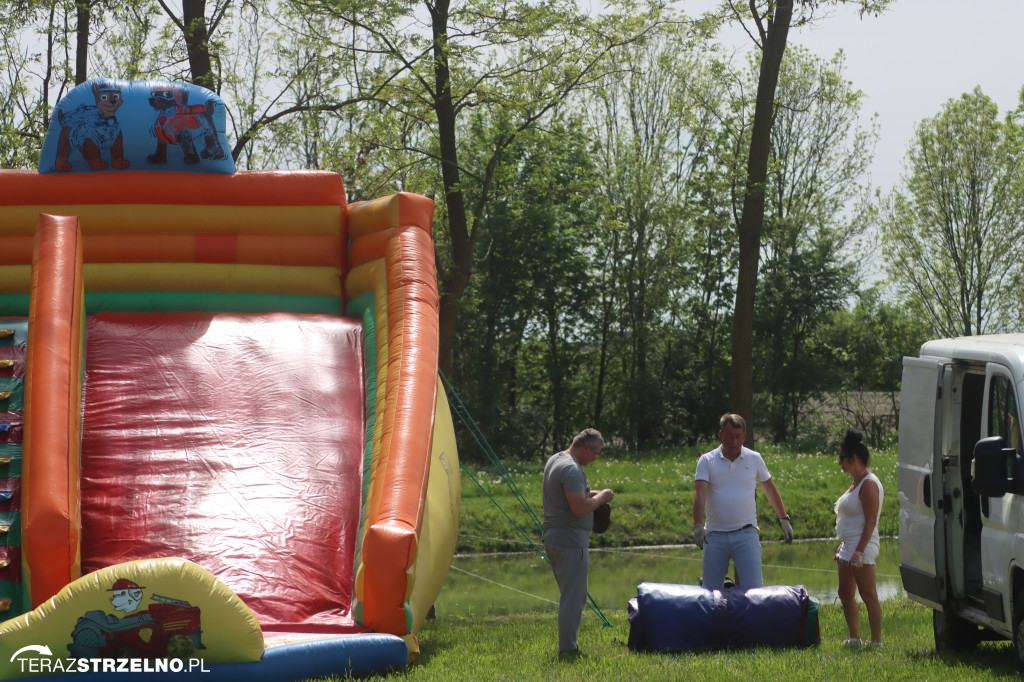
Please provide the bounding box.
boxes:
[67,578,206,659]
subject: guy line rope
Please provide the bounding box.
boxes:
[440,371,612,626]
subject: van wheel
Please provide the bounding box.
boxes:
[1016,616,1024,672]
[1015,590,1024,671]
[933,609,978,653]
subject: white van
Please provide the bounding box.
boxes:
[899,335,1024,667]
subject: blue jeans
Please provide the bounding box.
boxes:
[701,526,762,589]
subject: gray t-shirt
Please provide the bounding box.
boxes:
[542,451,592,547]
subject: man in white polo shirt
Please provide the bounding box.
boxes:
[692,413,793,589]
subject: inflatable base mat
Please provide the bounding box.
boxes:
[10,636,408,681]
[0,558,407,681]
[627,582,820,652]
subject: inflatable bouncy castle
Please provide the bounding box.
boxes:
[0,79,459,680]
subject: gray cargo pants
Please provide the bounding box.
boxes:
[544,541,589,652]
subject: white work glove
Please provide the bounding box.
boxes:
[779,515,794,544]
[693,523,707,549]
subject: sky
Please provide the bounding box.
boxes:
[692,0,1024,193]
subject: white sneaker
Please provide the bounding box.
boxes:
[842,638,862,646]
[868,641,882,647]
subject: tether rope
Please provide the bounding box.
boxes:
[446,543,902,610]
[457,535,904,579]
[448,565,557,605]
[592,546,902,578]
[440,370,611,626]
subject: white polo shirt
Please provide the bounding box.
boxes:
[695,445,772,532]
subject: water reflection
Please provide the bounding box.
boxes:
[437,539,902,617]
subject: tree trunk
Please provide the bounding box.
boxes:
[75,1,91,85]
[730,0,793,444]
[430,0,473,377]
[182,0,215,89]
[546,293,565,445]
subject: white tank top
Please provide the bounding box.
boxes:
[834,472,883,540]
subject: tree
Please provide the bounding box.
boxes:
[659,161,737,443]
[881,87,1024,337]
[586,24,716,449]
[752,47,875,441]
[452,113,603,455]
[818,286,929,446]
[153,0,226,88]
[292,0,666,376]
[711,0,892,443]
[726,0,794,442]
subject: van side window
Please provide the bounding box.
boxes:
[988,374,1022,452]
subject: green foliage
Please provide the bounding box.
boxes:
[584,25,726,451]
[820,287,929,391]
[451,113,605,455]
[881,86,1024,338]
[812,287,930,447]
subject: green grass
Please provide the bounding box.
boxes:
[345,599,1020,681]
[458,442,899,553]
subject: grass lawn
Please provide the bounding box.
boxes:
[347,599,1020,681]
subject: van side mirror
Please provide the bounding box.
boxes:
[972,436,1017,498]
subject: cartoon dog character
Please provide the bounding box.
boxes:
[147,84,226,165]
[54,81,129,171]
[108,578,146,615]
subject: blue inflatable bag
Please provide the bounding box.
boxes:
[628,582,819,652]
[713,584,810,649]
[39,78,235,174]
[635,583,716,652]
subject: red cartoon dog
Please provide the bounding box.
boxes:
[147,84,226,165]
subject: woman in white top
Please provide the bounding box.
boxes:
[834,428,883,646]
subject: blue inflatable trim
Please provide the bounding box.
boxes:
[23,634,407,681]
[39,78,235,175]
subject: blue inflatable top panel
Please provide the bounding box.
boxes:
[39,78,235,174]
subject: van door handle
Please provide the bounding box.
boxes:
[924,474,931,508]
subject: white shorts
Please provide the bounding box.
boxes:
[836,537,879,564]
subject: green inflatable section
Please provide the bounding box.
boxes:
[0,292,343,317]
[344,290,378,622]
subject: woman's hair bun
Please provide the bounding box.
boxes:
[843,428,863,447]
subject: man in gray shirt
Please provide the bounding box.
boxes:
[542,428,614,658]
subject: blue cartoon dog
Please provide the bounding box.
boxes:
[54,81,129,171]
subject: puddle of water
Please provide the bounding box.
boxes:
[436,539,901,617]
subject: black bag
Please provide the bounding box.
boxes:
[593,502,612,533]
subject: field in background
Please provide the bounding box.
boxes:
[457,444,899,554]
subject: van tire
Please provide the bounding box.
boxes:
[933,609,978,653]
[1015,589,1024,671]
[1016,615,1024,672]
